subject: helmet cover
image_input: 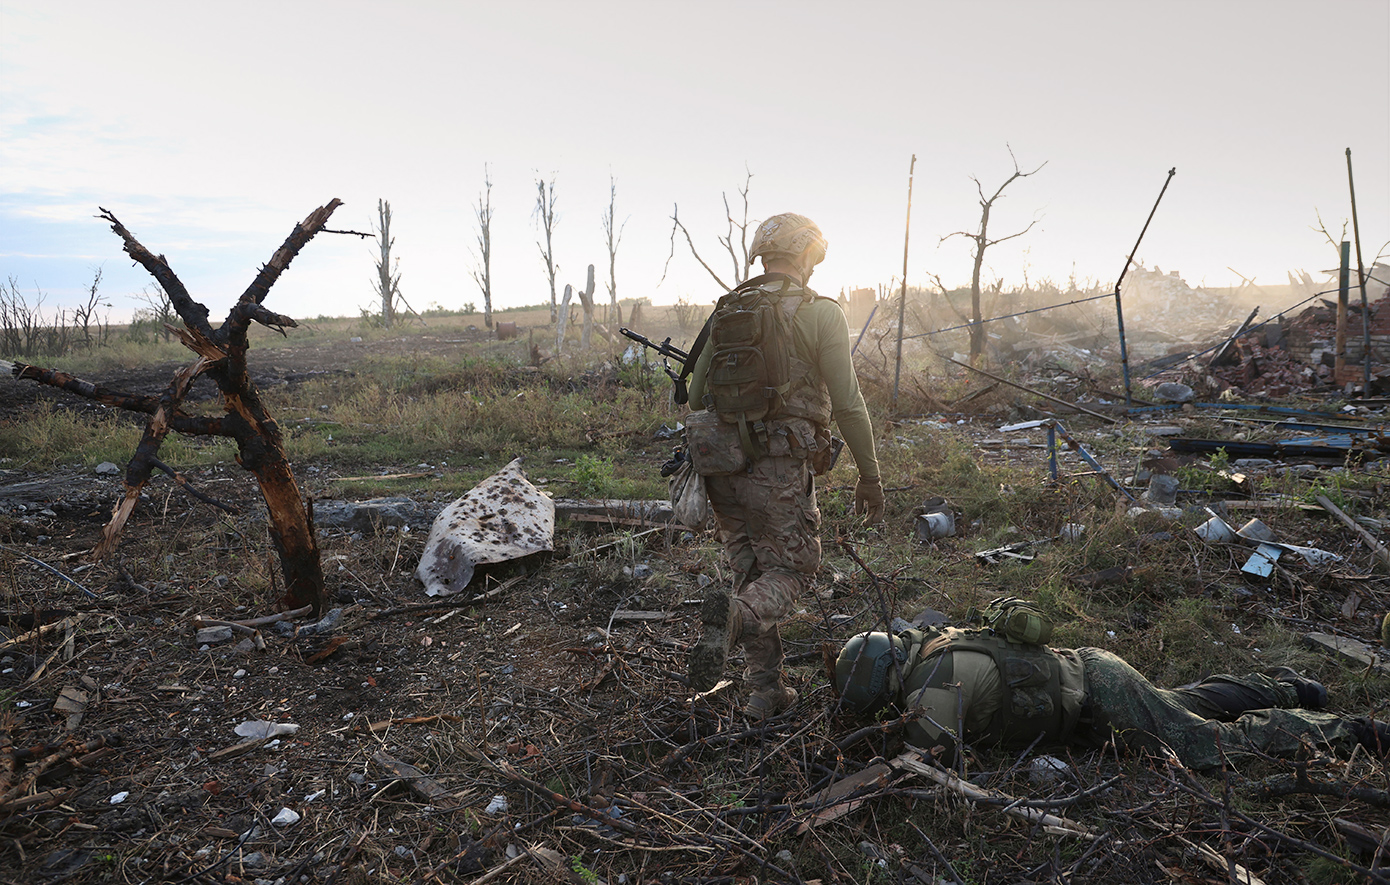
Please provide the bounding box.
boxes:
[834,631,907,715]
[750,213,828,267]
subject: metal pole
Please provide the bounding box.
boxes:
[892,154,916,409]
[851,302,879,356]
[1114,167,1177,408]
[1336,241,1350,379]
[1338,241,1351,382]
[1347,148,1371,393]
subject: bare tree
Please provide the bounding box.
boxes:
[942,147,1046,360]
[662,168,755,292]
[12,202,349,615]
[471,166,495,329]
[72,266,109,348]
[373,199,401,329]
[534,175,559,324]
[602,175,626,326]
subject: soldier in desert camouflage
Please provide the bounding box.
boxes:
[683,213,883,718]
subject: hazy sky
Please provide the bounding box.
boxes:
[2,1,1387,325]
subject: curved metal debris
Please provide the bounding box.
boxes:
[415,458,554,596]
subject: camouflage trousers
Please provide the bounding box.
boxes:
[705,454,820,689]
[1078,648,1362,771]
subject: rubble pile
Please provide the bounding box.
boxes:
[1121,265,1249,345]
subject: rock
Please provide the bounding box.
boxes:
[195,626,234,645]
[1153,382,1195,403]
[95,462,121,476]
[313,496,436,533]
[1140,425,1184,437]
[271,808,300,827]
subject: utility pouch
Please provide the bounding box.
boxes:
[668,459,709,529]
[976,596,1054,646]
[684,409,747,476]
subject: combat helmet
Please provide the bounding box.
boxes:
[834,631,908,715]
[749,213,828,267]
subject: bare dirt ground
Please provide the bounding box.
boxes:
[4,334,1390,885]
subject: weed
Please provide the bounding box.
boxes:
[572,454,616,497]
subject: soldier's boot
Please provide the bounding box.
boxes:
[743,683,798,719]
[688,587,744,692]
[741,628,794,718]
[1351,717,1390,757]
[1265,667,1328,710]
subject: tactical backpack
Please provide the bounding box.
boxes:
[703,276,807,459]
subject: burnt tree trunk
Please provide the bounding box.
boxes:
[11,201,342,615]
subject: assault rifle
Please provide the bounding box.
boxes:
[620,328,693,403]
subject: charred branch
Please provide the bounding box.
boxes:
[97,207,213,340]
[232,199,343,317]
[15,202,339,615]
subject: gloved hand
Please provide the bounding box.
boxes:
[853,475,885,525]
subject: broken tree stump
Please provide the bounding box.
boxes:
[10,201,347,615]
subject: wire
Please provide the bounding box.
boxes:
[898,291,1115,341]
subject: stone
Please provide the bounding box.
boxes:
[1153,382,1195,403]
[195,626,234,645]
[95,462,121,476]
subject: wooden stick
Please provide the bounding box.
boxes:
[1316,494,1390,571]
[890,751,1099,838]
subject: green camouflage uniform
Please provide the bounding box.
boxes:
[688,274,878,693]
[899,638,1362,771]
[1077,648,1364,771]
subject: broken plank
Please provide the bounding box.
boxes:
[796,762,900,833]
[554,499,674,525]
[1304,632,1390,676]
[609,610,673,622]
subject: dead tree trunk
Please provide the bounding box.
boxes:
[942,147,1045,362]
[471,167,494,329]
[10,202,342,615]
[578,264,596,349]
[374,199,399,329]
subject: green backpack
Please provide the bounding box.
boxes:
[704,276,805,460]
[971,596,1054,646]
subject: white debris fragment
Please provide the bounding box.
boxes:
[234,720,300,740]
[485,795,508,814]
[272,807,301,827]
[110,791,129,804]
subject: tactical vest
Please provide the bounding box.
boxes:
[903,627,1072,748]
[703,274,832,460]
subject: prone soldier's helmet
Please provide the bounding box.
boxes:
[749,213,828,267]
[834,631,908,715]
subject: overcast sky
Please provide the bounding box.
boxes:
[2,1,1387,325]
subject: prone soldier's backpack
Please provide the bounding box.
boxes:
[703,276,808,459]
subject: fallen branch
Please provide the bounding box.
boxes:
[889,750,1099,839]
[1317,494,1390,572]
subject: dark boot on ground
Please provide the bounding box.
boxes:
[688,587,743,692]
[1265,666,1328,710]
[743,683,797,719]
[1351,717,1390,757]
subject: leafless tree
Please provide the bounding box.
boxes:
[663,168,755,292]
[602,175,627,326]
[131,282,177,342]
[942,147,1046,360]
[72,266,109,348]
[534,175,560,324]
[11,202,351,614]
[470,167,495,329]
[373,199,401,329]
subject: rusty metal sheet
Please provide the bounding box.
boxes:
[415,458,554,596]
